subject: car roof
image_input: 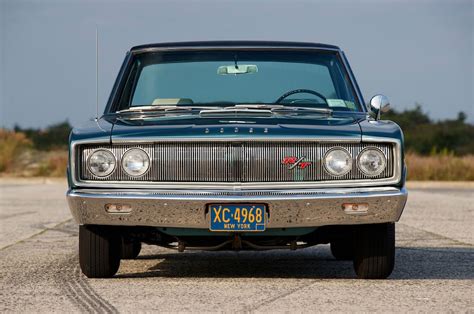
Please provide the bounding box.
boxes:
[130,41,340,52]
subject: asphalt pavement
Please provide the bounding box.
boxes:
[0,179,472,312]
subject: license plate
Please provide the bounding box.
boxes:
[209,204,266,232]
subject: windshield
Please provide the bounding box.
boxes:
[116,50,361,112]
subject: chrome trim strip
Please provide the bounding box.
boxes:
[70,138,110,189]
[362,136,402,187]
[131,46,341,55]
[340,51,367,112]
[70,186,402,198]
[68,187,405,201]
[110,136,362,143]
[80,142,393,182]
[70,137,402,189]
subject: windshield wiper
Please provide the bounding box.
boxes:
[104,105,224,121]
[271,106,333,115]
[199,107,273,117]
[116,105,221,114]
[109,105,224,120]
[199,104,333,117]
[224,104,333,115]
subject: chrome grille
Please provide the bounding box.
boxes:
[79,142,394,182]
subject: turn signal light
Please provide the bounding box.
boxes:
[342,203,368,214]
[105,203,132,214]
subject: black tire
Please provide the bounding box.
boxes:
[79,225,121,278]
[121,239,142,259]
[353,223,395,279]
[330,239,353,260]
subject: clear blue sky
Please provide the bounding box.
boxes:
[1,0,473,128]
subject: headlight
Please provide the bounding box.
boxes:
[324,148,352,176]
[87,149,116,177]
[122,148,150,176]
[357,147,387,176]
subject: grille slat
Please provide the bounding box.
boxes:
[80,142,394,182]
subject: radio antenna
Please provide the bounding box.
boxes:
[95,26,99,120]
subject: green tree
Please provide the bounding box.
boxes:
[14,120,72,150]
[384,105,473,155]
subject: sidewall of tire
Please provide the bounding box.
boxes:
[353,223,395,279]
[79,225,121,278]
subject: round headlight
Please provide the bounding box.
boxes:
[357,147,387,176]
[122,148,150,176]
[87,149,116,177]
[324,148,352,176]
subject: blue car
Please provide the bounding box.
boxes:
[67,41,407,279]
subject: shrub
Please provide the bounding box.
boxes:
[0,129,32,172]
[34,151,68,177]
[14,120,71,151]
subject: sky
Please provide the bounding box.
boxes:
[0,0,473,128]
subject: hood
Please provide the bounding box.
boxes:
[109,114,365,142]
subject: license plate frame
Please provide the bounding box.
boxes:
[208,204,267,232]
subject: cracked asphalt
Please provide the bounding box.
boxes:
[0,179,473,312]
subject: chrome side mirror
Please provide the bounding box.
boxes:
[370,94,390,120]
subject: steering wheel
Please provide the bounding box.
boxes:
[275,89,328,105]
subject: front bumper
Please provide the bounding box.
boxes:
[67,186,407,228]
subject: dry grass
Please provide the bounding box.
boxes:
[0,129,32,172]
[0,149,68,178]
[406,153,474,181]
[0,129,67,177]
[33,151,68,177]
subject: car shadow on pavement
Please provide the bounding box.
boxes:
[391,246,473,280]
[115,245,473,280]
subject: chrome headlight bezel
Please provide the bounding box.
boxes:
[357,147,387,176]
[323,147,353,177]
[121,148,151,177]
[86,149,117,177]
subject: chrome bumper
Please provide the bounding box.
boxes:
[67,187,407,228]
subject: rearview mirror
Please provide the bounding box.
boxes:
[217,64,258,75]
[370,94,390,120]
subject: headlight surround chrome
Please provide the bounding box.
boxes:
[323,147,352,176]
[121,148,150,177]
[357,147,387,176]
[87,149,116,177]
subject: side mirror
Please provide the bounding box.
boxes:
[370,94,390,120]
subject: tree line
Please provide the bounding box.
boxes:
[384,106,473,156]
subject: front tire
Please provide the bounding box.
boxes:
[353,223,395,279]
[79,225,121,278]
